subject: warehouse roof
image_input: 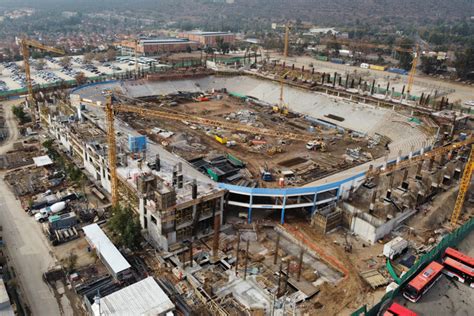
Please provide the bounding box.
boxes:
[91,277,175,316]
[33,155,53,167]
[139,38,193,44]
[83,224,131,276]
[187,31,233,36]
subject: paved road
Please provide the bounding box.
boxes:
[393,230,474,315]
[0,101,73,315]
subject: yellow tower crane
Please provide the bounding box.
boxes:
[79,94,316,206]
[20,38,65,122]
[366,138,474,178]
[450,145,473,226]
[403,44,420,97]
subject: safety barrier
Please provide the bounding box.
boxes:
[352,216,474,316]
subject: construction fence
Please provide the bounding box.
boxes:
[352,216,474,316]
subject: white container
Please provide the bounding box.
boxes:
[383,236,408,260]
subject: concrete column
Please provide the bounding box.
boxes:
[401,169,409,190]
[415,161,423,181]
[247,195,253,224]
[280,195,287,224]
[409,145,414,160]
[311,193,318,214]
[396,150,402,165]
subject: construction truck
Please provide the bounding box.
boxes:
[214,135,228,144]
[261,163,273,181]
[306,140,327,151]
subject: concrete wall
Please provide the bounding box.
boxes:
[349,205,417,244]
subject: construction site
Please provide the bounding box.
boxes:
[0,36,472,316]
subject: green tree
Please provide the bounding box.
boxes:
[216,37,230,54]
[108,205,142,250]
[396,38,414,70]
[12,105,29,124]
[454,47,474,80]
[106,48,117,61]
[60,56,72,67]
[420,56,441,75]
[75,72,87,85]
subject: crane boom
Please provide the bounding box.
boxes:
[367,137,474,177]
[20,38,65,122]
[450,146,473,226]
[406,45,419,96]
[114,104,313,142]
[80,97,316,206]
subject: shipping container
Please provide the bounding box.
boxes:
[314,55,329,61]
[330,58,344,64]
[49,212,77,230]
[227,153,245,168]
[387,67,408,75]
[369,64,386,71]
[206,168,219,181]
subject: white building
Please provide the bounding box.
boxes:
[90,276,175,316]
[83,224,132,280]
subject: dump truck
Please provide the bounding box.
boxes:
[383,237,408,260]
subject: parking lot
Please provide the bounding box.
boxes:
[393,231,474,315]
[0,55,159,92]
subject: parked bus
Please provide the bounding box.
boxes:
[442,247,474,287]
[383,302,418,316]
[403,261,444,303]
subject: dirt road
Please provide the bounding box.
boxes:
[270,53,474,104]
[0,100,73,315]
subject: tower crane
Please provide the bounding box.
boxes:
[450,145,473,226]
[364,138,472,227]
[366,137,473,178]
[391,45,420,97]
[19,38,65,122]
[78,94,316,206]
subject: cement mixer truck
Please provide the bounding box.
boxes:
[34,201,66,223]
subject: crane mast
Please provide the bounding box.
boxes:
[450,146,473,226]
[20,38,65,122]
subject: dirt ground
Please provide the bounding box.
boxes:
[54,236,97,269]
[118,94,387,187]
[285,220,375,316]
